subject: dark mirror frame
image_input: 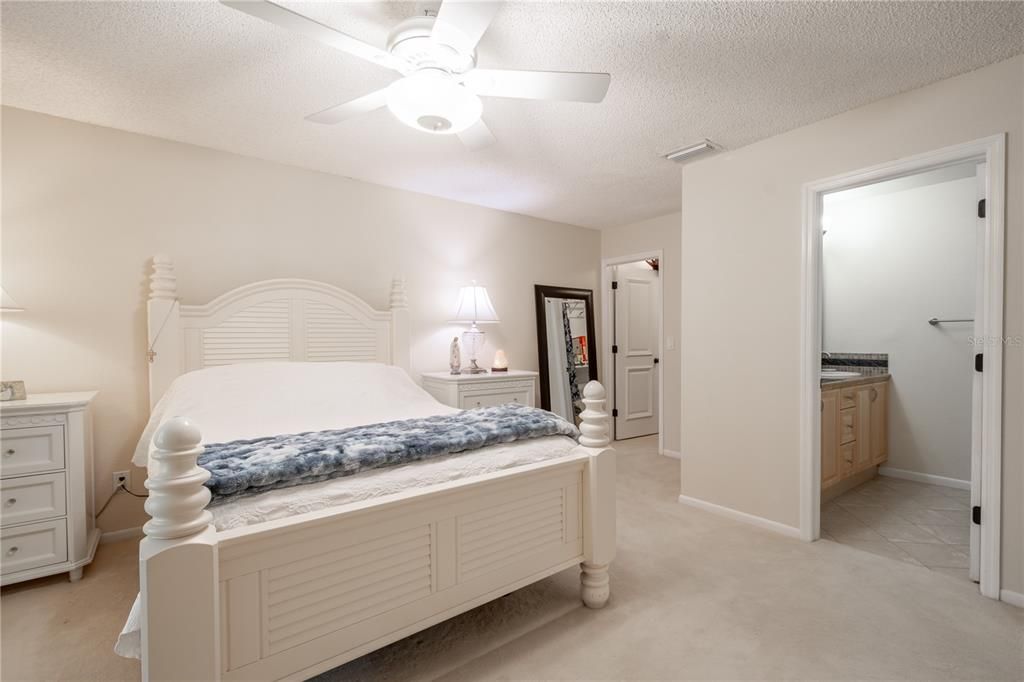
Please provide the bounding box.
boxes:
[534,285,599,412]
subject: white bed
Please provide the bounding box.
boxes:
[130,256,616,681]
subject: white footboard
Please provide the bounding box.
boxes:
[139,382,615,681]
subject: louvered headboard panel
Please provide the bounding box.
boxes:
[146,258,410,408]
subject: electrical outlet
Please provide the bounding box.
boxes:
[112,470,130,489]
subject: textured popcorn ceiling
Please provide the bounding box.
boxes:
[2,1,1022,229]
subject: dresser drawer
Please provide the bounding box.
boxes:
[839,388,858,411]
[459,387,532,410]
[839,410,858,445]
[1,519,67,575]
[0,426,65,477]
[1,473,67,527]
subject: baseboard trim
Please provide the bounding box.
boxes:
[878,467,970,490]
[1000,589,1024,608]
[678,494,801,539]
[100,526,144,544]
[661,449,681,459]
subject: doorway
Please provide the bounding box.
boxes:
[800,136,1006,601]
[601,252,664,450]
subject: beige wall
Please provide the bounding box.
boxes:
[680,56,1023,594]
[0,106,601,532]
[601,212,682,454]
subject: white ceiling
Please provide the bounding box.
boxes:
[2,1,1022,229]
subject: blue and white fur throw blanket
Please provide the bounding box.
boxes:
[198,404,579,505]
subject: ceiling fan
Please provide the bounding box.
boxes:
[221,1,611,150]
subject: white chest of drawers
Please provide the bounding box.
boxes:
[421,370,538,410]
[1,392,100,585]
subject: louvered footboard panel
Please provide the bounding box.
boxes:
[217,460,585,681]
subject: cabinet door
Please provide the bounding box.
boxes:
[821,391,840,489]
[869,382,888,464]
[854,387,873,472]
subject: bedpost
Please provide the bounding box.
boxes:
[139,417,220,681]
[148,255,181,410]
[390,276,411,372]
[577,380,616,608]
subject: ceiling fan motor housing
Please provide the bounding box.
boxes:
[387,16,475,75]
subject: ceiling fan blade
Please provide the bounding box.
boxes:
[463,69,611,103]
[221,1,401,71]
[432,1,501,53]
[306,89,389,125]
[457,118,496,151]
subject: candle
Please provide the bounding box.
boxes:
[492,349,509,372]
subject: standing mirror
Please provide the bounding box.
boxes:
[534,285,599,424]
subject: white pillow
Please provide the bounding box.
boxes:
[132,362,456,467]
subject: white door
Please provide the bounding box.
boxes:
[969,161,985,582]
[613,263,660,439]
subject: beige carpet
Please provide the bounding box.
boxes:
[2,436,1021,681]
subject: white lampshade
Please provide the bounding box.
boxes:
[1,286,24,312]
[450,283,499,324]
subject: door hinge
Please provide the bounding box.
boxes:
[653,357,660,364]
[978,198,986,219]
[611,408,619,418]
[975,353,984,372]
[612,345,618,354]
[611,281,618,290]
[972,505,981,525]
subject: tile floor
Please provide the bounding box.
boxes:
[822,474,973,580]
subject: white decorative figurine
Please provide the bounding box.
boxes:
[449,336,462,375]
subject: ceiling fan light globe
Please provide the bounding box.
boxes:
[386,69,482,135]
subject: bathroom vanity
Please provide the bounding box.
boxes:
[821,375,889,491]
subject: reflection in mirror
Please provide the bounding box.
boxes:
[534,286,598,425]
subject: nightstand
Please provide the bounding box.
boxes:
[1,392,100,585]
[421,370,538,410]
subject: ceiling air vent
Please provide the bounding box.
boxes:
[663,139,717,163]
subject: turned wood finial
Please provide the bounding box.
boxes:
[389,277,408,310]
[150,255,177,300]
[579,380,610,448]
[143,417,212,540]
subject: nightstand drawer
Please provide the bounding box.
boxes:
[1,473,67,527]
[1,519,68,575]
[0,426,65,478]
[459,388,532,410]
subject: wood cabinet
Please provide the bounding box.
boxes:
[821,378,888,490]
[821,391,840,488]
[869,382,888,464]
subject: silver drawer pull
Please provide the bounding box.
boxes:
[6,546,18,555]
[4,449,14,456]
[5,498,16,506]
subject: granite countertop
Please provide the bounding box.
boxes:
[821,373,890,389]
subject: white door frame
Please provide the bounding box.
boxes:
[601,250,665,455]
[799,134,1005,600]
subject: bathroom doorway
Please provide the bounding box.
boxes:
[799,137,1006,601]
[601,251,664,452]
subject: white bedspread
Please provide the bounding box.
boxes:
[116,362,579,659]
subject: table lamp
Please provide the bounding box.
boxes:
[450,281,499,374]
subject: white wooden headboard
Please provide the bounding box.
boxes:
[146,255,410,409]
